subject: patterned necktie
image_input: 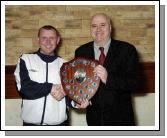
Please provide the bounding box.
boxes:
[99,47,105,65]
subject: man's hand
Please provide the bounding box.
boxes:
[50,84,66,101]
[94,65,108,84]
[76,99,90,109]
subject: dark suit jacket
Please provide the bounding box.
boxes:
[75,38,143,126]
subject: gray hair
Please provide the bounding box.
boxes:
[91,13,111,26]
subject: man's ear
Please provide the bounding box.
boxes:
[37,37,40,45]
[56,36,60,45]
[110,25,112,32]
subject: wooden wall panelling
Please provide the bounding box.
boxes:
[5,65,21,98]
[5,62,155,99]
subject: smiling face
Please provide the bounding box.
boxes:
[91,14,111,46]
[38,28,60,56]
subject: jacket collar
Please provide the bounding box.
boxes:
[36,49,58,63]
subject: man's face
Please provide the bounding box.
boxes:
[91,15,111,46]
[38,29,60,56]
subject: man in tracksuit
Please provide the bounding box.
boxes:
[14,25,70,126]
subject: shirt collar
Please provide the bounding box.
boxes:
[94,38,111,54]
[94,38,111,49]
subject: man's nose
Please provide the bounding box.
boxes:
[97,26,102,32]
[46,38,51,44]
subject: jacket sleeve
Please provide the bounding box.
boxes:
[105,46,144,92]
[14,58,52,99]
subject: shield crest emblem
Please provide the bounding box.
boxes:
[60,57,100,104]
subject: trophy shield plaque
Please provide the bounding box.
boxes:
[60,57,100,104]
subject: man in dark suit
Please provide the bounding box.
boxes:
[75,13,143,126]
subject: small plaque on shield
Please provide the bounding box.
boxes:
[60,57,100,104]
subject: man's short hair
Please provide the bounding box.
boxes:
[38,25,60,37]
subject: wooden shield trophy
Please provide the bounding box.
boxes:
[60,57,100,104]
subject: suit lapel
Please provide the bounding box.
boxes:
[87,42,95,59]
[104,39,118,67]
[85,40,118,66]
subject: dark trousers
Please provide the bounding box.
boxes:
[23,120,69,126]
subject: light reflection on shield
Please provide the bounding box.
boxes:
[74,69,86,83]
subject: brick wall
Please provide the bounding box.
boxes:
[5,5,155,64]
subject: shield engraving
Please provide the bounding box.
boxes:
[60,57,100,104]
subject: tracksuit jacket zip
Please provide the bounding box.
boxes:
[40,62,48,125]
